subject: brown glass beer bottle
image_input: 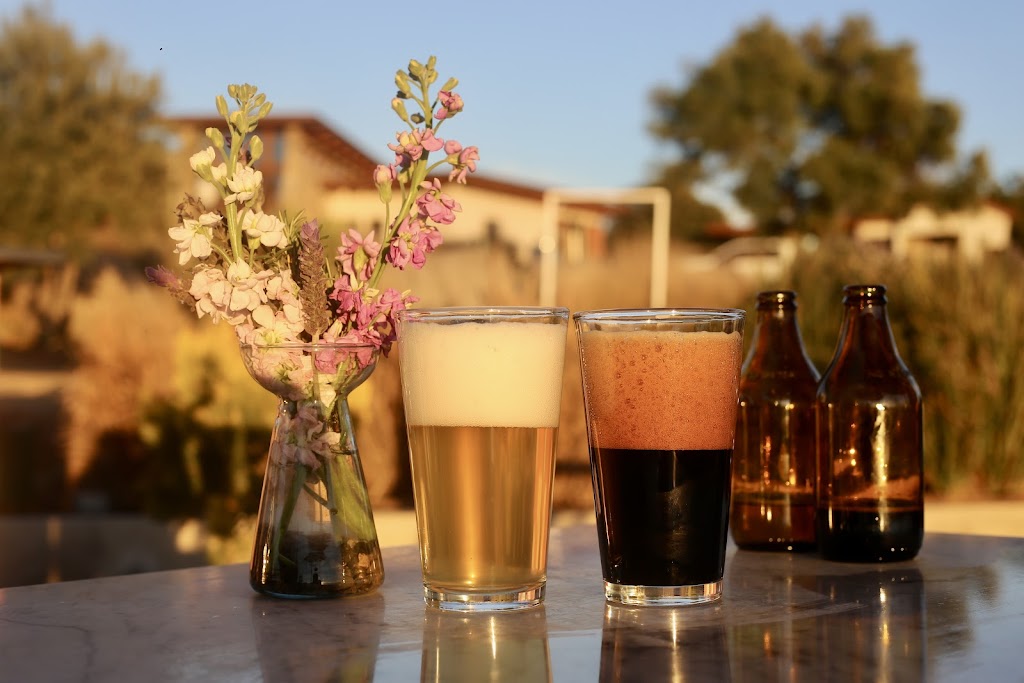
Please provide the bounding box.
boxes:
[731,291,820,551]
[816,284,923,562]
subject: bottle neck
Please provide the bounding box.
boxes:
[830,286,906,373]
[744,297,819,380]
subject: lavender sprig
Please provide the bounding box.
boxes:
[297,219,331,339]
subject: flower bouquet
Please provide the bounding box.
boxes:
[148,57,478,598]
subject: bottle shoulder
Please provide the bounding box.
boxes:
[740,371,820,402]
[816,367,922,406]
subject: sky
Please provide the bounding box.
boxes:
[4,0,1024,195]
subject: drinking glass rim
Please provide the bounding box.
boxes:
[239,340,378,351]
[573,308,745,323]
[397,306,569,322]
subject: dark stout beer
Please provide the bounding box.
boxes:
[817,502,923,562]
[591,447,732,586]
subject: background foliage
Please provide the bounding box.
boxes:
[782,245,1024,496]
[647,15,993,239]
[0,6,165,254]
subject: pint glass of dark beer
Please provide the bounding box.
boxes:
[574,309,745,605]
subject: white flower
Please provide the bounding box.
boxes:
[225,260,270,313]
[210,163,228,185]
[242,210,288,249]
[225,166,262,204]
[168,219,213,266]
[198,211,222,227]
[252,305,303,340]
[190,268,241,324]
[189,147,216,173]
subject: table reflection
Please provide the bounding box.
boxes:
[726,551,929,682]
[812,567,926,683]
[252,593,385,683]
[600,604,732,682]
[419,606,551,683]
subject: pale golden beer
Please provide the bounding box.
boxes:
[397,307,568,611]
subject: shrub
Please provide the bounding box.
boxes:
[785,241,1024,496]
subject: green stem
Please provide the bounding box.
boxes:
[211,242,232,264]
[323,393,376,541]
[224,123,244,261]
[270,461,307,571]
[302,483,330,508]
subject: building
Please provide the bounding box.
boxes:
[163,115,611,264]
[853,204,1013,263]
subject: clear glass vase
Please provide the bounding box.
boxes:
[240,341,385,598]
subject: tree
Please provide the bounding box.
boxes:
[649,15,988,236]
[0,6,165,253]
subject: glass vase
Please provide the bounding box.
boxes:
[240,341,385,598]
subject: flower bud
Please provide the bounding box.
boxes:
[216,95,229,119]
[395,71,412,97]
[206,127,225,149]
[391,98,410,124]
[374,164,395,204]
[249,135,264,162]
[440,77,459,91]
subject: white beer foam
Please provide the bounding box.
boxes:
[400,321,566,427]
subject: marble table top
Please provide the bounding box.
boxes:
[1,524,1022,682]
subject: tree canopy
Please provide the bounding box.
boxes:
[649,15,991,236]
[0,6,165,253]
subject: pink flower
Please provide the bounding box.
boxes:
[336,330,378,367]
[415,178,461,225]
[419,129,444,152]
[435,91,464,120]
[444,143,479,184]
[273,403,340,469]
[385,217,443,271]
[336,228,381,285]
[443,139,462,156]
[374,287,418,356]
[310,342,346,374]
[373,164,397,185]
[373,164,396,203]
[388,129,445,168]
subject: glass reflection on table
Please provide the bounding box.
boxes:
[252,592,385,682]
[420,605,551,682]
[600,604,732,682]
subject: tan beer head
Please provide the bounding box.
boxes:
[579,329,742,451]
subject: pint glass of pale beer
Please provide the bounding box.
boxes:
[574,309,744,605]
[396,307,569,611]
